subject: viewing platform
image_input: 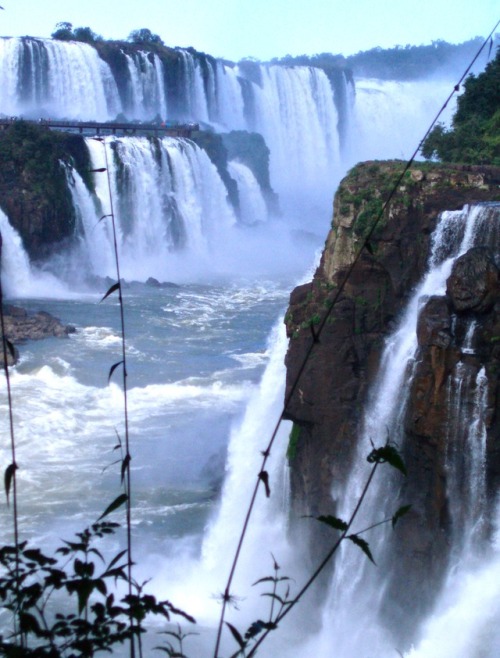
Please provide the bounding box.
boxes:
[0,118,200,138]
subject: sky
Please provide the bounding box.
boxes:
[0,0,498,62]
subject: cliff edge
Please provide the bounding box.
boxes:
[283,160,500,637]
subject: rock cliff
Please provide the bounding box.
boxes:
[283,160,500,637]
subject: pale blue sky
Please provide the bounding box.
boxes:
[0,0,498,61]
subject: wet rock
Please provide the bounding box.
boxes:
[284,161,500,645]
[446,246,499,313]
[0,305,75,366]
[416,296,451,348]
[145,277,180,288]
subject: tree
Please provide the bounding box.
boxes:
[51,22,102,44]
[421,47,500,165]
[72,26,101,44]
[51,21,73,41]
[127,28,164,46]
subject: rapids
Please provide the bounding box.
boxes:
[0,34,495,658]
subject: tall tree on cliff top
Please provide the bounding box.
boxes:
[421,47,500,165]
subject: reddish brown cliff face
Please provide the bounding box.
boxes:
[283,161,500,634]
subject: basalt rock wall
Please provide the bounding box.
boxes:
[283,160,500,632]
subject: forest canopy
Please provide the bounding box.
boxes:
[421,47,500,165]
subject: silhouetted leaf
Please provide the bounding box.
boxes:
[67,579,94,614]
[261,592,286,604]
[121,453,131,484]
[347,534,375,564]
[101,457,121,473]
[90,167,107,173]
[23,548,56,566]
[19,612,42,633]
[5,339,15,360]
[108,360,124,383]
[98,494,128,520]
[226,622,245,649]
[107,549,127,571]
[245,619,278,640]
[392,504,412,528]
[164,602,196,624]
[88,547,104,562]
[100,282,120,303]
[252,576,276,586]
[4,462,17,505]
[316,515,348,532]
[367,444,407,476]
[245,619,267,640]
[258,470,271,497]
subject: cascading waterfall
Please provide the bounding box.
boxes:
[123,50,167,119]
[347,78,457,165]
[446,347,488,556]
[294,203,499,658]
[404,496,500,658]
[0,207,33,296]
[154,322,294,625]
[0,37,121,119]
[0,208,69,298]
[75,136,236,281]
[211,61,246,129]
[248,65,342,218]
[1,31,496,658]
[0,36,455,238]
[177,49,210,123]
[227,160,268,225]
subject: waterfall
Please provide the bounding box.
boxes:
[0,208,33,296]
[347,78,457,164]
[1,32,496,658]
[177,50,210,123]
[212,62,246,129]
[141,319,296,655]
[227,160,268,225]
[0,208,70,298]
[404,514,500,658]
[294,203,499,657]
[247,65,341,219]
[0,37,121,119]
[0,36,457,242]
[75,136,236,282]
[123,50,167,120]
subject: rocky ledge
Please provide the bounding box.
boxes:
[283,160,500,641]
[0,305,76,365]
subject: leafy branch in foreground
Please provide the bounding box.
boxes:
[0,231,22,647]
[92,137,136,656]
[223,443,410,658]
[0,515,194,657]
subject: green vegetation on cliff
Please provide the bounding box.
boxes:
[51,22,102,44]
[422,48,500,165]
[0,121,92,258]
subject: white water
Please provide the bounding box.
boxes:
[124,50,167,120]
[228,160,268,225]
[143,323,294,621]
[0,33,495,658]
[405,515,500,658]
[0,208,71,298]
[81,136,237,281]
[347,78,457,164]
[250,65,342,218]
[289,204,500,658]
[0,37,120,119]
